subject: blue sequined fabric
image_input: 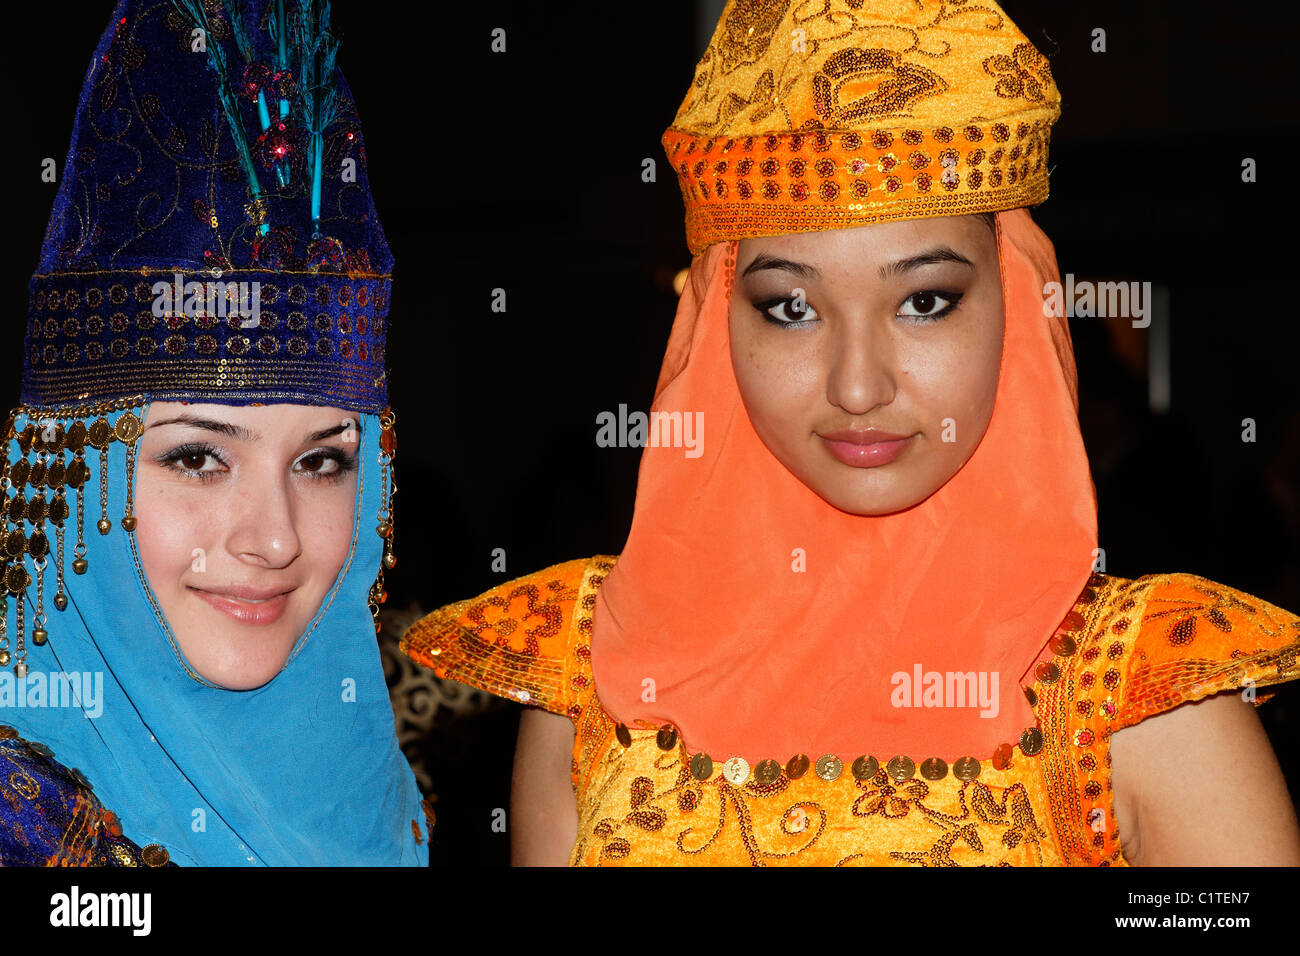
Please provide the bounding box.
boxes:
[0,729,167,866]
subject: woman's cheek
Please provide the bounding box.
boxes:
[916,327,981,408]
[321,500,355,572]
[935,350,999,460]
[302,483,357,579]
[753,333,817,399]
[135,479,212,580]
[739,355,795,444]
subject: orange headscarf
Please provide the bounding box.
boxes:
[592,207,1097,764]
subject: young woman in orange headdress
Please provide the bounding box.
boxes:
[402,0,1300,866]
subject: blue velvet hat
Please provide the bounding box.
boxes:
[25,0,391,412]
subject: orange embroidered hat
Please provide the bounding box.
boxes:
[662,0,1060,254]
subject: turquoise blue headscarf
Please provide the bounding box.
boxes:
[0,404,427,866]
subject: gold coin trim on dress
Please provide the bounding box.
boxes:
[689,752,713,781]
[815,754,843,781]
[607,575,1102,784]
[887,755,916,782]
[920,756,948,781]
[656,724,677,750]
[140,843,170,866]
[851,755,878,780]
[722,756,750,785]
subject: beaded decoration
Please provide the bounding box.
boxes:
[0,723,176,866]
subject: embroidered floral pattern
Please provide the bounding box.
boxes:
[983,42,1052,101]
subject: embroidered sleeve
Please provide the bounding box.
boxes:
[1039,572,1300,867]
[1111,573,1300,730]
[399,557,615,718]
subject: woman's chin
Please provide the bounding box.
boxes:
[171,626,298,690]
[187,654,291,691]
[822,491,924,517]
[793,467,928,517]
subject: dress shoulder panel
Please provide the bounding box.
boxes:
[399,556,618,718]
[1037,572,1299,867]
[0,727,158,866]
[1033,572,1132,866]
[1110,573,1300,731]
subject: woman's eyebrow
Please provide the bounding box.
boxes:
[742,246,973,281]
[741,254,820,280]
[879,246,974,279]
[147,415,355,443]
[304,422,355,442]
[147,415,256,441]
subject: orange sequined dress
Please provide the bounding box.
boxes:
[402,556,1300,866]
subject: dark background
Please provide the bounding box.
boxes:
[4,1,1298,866]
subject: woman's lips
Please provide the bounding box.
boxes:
[818,429,915,468]
[190,586,293,625]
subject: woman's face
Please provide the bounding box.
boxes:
[729,214,1004,516]
[134,402,360,689]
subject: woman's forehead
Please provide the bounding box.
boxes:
[142,402,360,438]
[144,401,355,418]
[736,215,996,270]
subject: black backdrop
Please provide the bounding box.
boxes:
[3,1,1297,866]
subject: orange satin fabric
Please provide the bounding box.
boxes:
[592,208,1099,764]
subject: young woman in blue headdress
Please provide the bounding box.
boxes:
[0,0,428,866]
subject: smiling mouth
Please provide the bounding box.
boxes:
[189,587,294,602]
[188,586,296,625]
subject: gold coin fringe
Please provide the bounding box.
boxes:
[610,574,1104,786]
[0,398,399,674]
[0,395,145,678]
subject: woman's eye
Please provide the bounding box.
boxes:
[898,291,961,321]
[296,451,340,476]
[172,451,222,473]
[760,297,819,324]
[296,449,358,481]
[154,445,228,481]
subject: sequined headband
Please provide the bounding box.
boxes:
[24,270,390,412]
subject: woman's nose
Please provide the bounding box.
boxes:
[825,317,898,416]
[224,473,303,569]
